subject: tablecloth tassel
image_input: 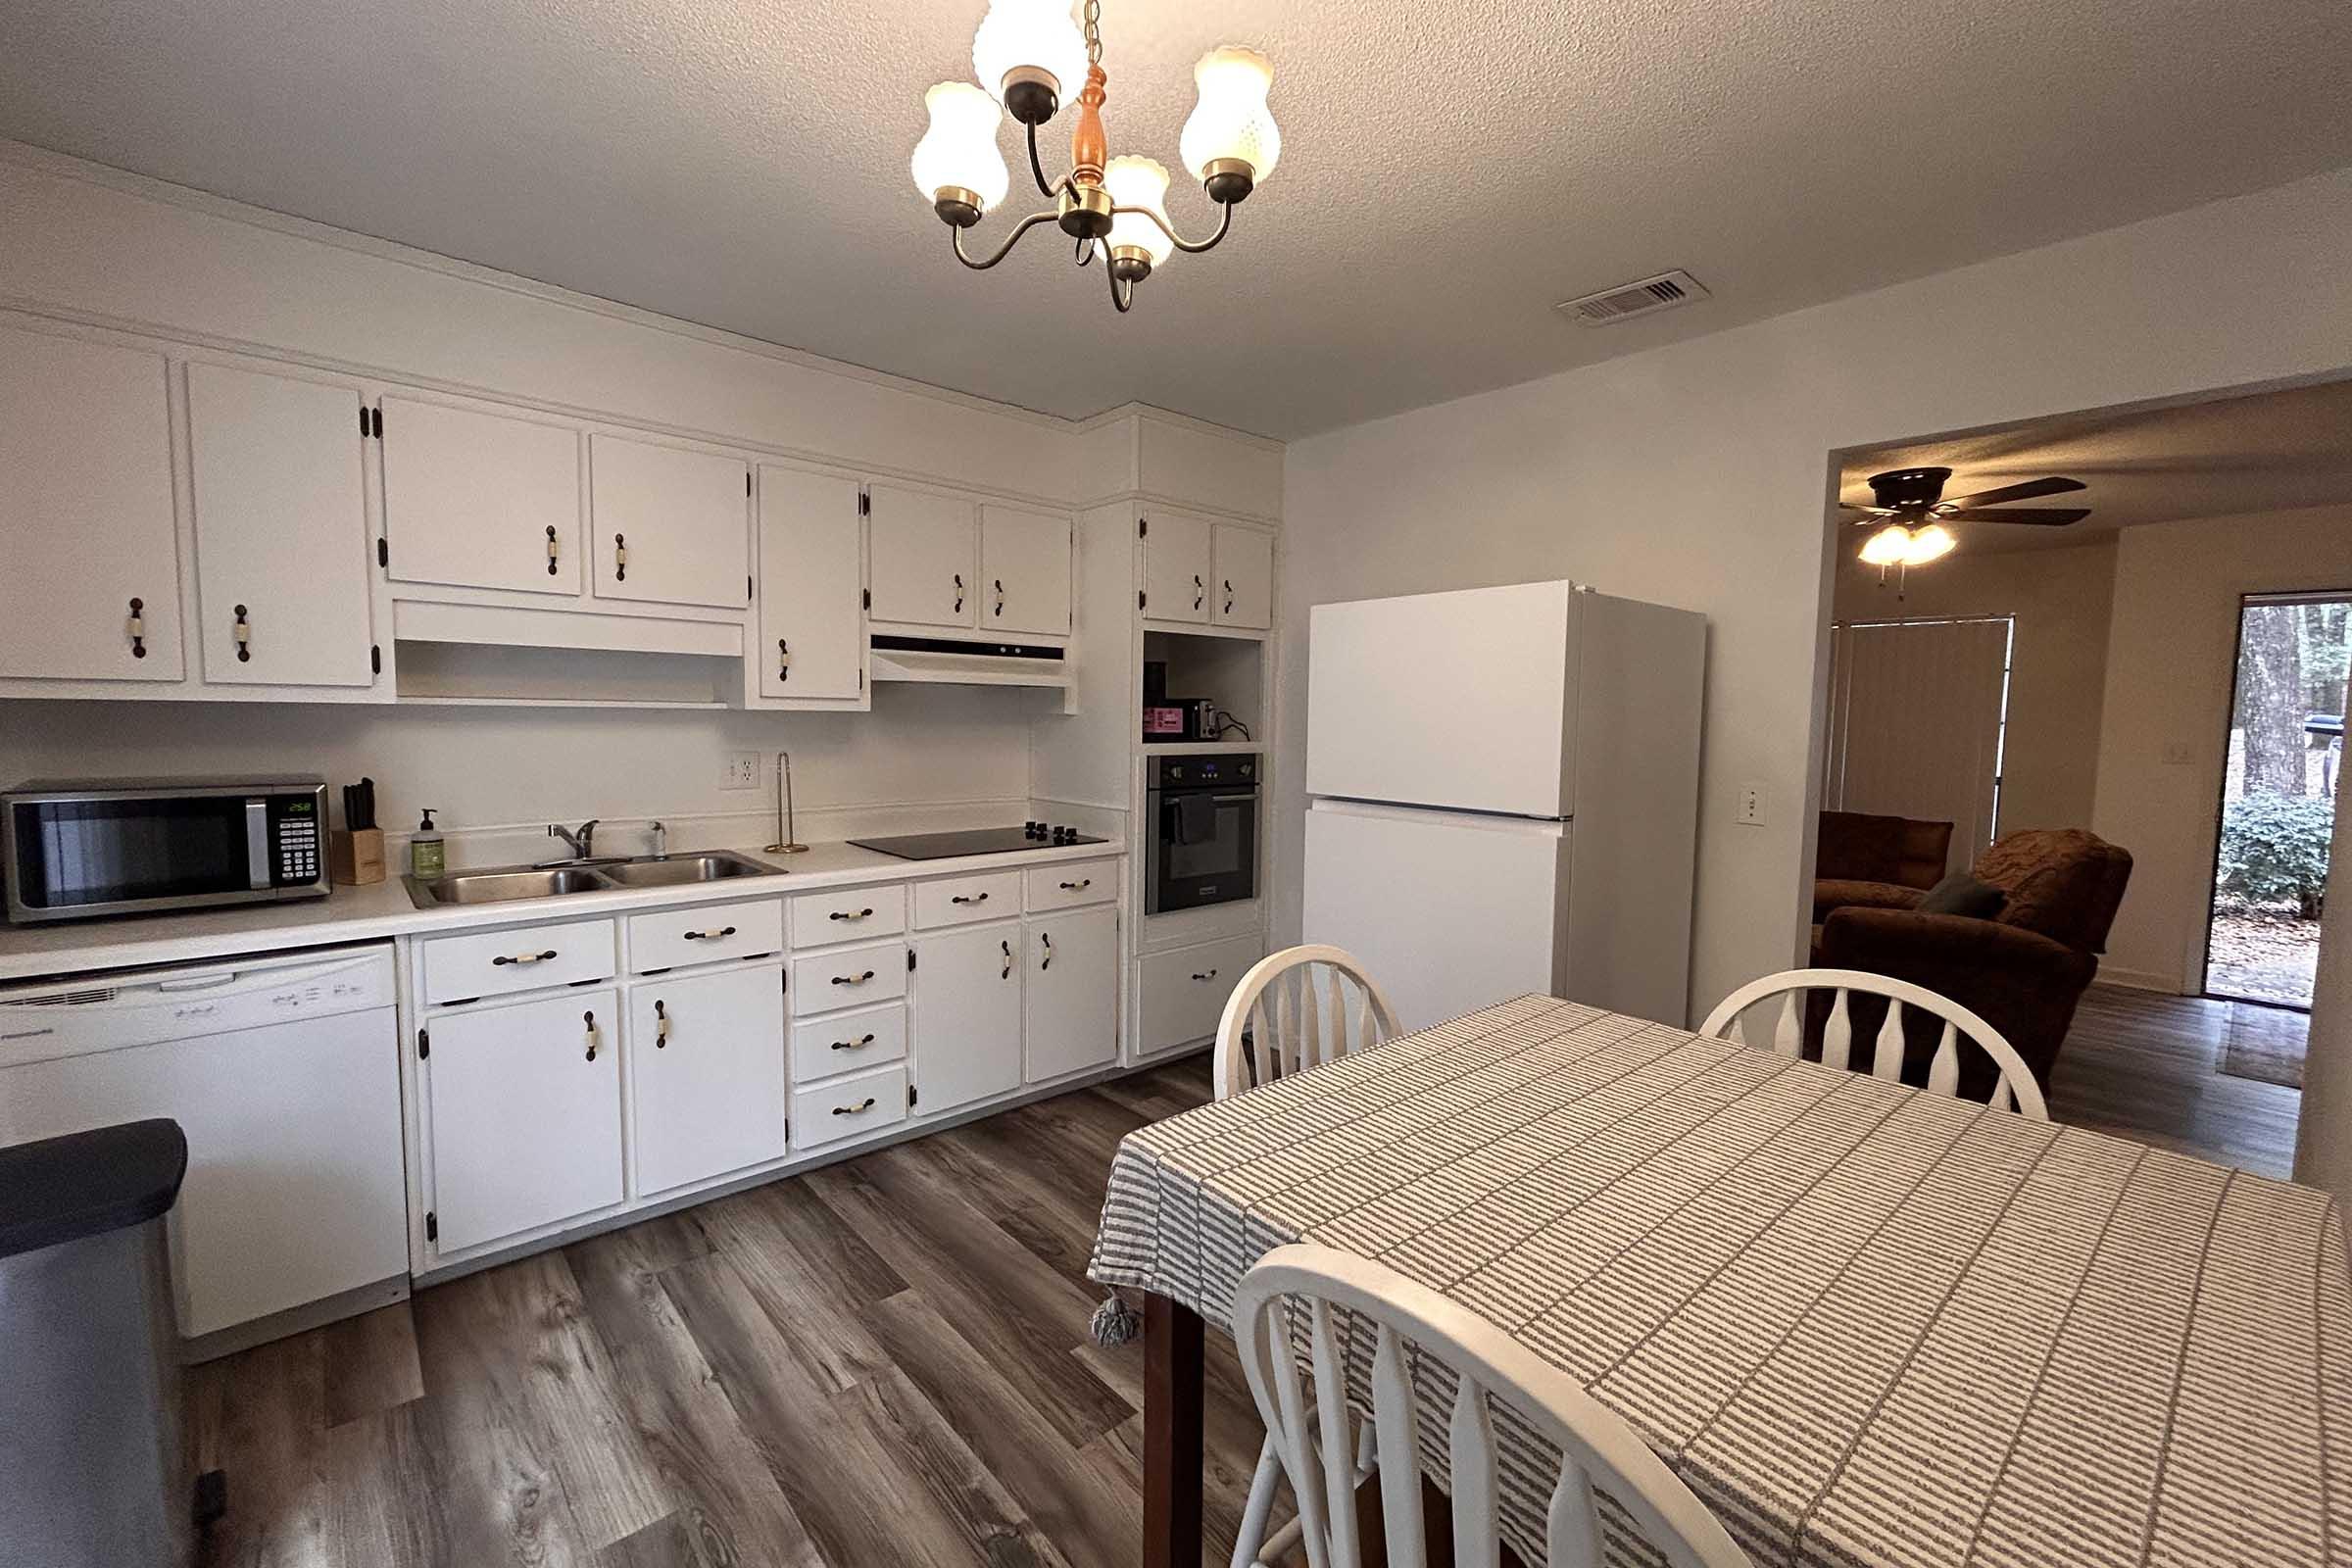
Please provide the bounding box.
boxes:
[1091,1290,1141,1347]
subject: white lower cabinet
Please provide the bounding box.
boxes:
[911,922,1023,1114]
[424,988,623,1253]
[1139,934,1264,1055]
[628,964,787,1198]
[1024,906,1119,1082]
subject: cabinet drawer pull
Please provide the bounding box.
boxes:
[831,1033,878,1052]
[1223,578,1234,615]
[583,1008,600,1061]
[951,892,990,906]
[1040,931,1054,970]
[1001,938,1012,980]
[126,597,147,660]
[831,970,876,986]
[233,604,252,662]
[1191,968,1218,982]
[546,524,561,574]
[614,532,628,582]
[1193,573,1204,612]
[493,949,560,967]
[654,999,669,1048]
[777,637,790,682]
[681,925,737,942]
[1057,877,1092,892]
[828,907,875,921]
[993,577,1005,617]
[832,1097,877,1116]
[953,572,964,613]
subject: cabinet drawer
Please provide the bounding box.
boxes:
[791,1001,907,1082]
[792,941,907,1012]
[629,897,785,972]
[793,1063,907,1151]
[791,884,906,947]
[913,871,1022,928]
[1138,935,1263,1055]
[421,917,617,1005]
[1024,859,1117,913]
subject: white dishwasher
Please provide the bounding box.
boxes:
[0,943,408,1346]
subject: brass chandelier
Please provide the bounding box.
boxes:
[912,0,1281,313]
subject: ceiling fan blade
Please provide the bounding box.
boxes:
[1941,475,2086,508]
[1838,502,1893,515]
[1942,507,2091,526]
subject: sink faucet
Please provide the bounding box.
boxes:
[547,819,601,858]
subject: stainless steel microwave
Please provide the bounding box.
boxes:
[3,777,330,924]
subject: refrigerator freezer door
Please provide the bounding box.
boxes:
[1302,800,1569,1034]
[1305,580,1578,818]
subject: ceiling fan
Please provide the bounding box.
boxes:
[1843,466,2089,566]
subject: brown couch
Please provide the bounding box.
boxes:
[1814,810,1954,924]
[1812,828,2134,1097]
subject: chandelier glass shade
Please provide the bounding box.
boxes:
[1859,520,1958,567]
[915,2,1278,313]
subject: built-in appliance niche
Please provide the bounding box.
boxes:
[1142,630,1263,744]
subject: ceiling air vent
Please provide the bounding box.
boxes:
[1555,270,1709,326]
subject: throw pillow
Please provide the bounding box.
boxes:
[1916,871,2008,919]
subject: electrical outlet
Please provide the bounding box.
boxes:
[720,752,761,791]
[1736,782,1766,826]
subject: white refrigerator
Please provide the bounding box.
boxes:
[1303,580,1706,1031]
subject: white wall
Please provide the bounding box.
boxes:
[1831,540,2118,841]
[1275,165,2352,1069]
[2090,503,2352,991]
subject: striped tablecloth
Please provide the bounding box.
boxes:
[1089,995,2352,1568]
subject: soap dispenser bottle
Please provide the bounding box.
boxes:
[411,809,446,880]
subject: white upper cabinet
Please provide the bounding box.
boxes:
[867,484,976,628]
[979,505,1072,637]
[910,922,1023,1114]
[0,327,182,681]
[380,395,582,596]
[1023,906,1118,1082]
[589,434,750,611]
[757,465,866,702]
[1211,523,1273,630]
[1141,510,1212,623]
[186,362,376,686]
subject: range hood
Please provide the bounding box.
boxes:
[867,634,1070,694]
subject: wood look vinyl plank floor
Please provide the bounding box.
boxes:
[2047,983,2304,1179]
[188,1056,1236,1568]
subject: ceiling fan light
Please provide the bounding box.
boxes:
[1902,523,1956,564]
[972,0,1088,113]
[912,82,1010,214]
[1103,155,1174,269]
[1180,46,1280,188]
[1858,523,1913,567]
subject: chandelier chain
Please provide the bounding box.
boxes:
[1082,0,1102,66]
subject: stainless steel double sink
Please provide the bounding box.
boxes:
[404,850,778,909]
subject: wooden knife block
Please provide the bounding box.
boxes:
[330,828,387,887]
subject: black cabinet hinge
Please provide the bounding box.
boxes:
[861,587,871,611]
[909,1084,919,1107]
[376,537,389,568]
[906,949,917,971]
[424,1210,438,1243]
[1138,590,1148,611]
[362,407,381,439]
[781,969,788,994]
[859,489,871,517]
[370,644,382,676]
[1139,517,1148,538]
[746,471,753,497]
[416,1028,429,1059]
[360,404,370,437]
[747,573,754,602]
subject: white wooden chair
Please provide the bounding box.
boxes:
[1214,945,1402,1102]
[1216,946,1400,1568]
[1698,966,2048,1120]
[1235,1244,1754,1568]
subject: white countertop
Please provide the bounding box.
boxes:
[0,834,1126,984]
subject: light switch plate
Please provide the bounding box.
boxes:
[1736,781,1766,826]
[720,752,761,791]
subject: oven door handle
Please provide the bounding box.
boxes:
[1205,793,1258,804]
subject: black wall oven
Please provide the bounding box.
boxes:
[1147,755,1258,913]
[4,777,329,924]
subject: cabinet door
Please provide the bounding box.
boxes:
[867,484,975,627]
[628,966,786,1197]
[380,396,582,595]
[910,923,1022,1113]
[1211,523,1273,630]
[979,505,1071,636]
[424,989,622,1253]
[590,434,750,610]
[1024,906,1118,1082]
[0,327,182,680]
[186,362,376,686]
[758,466,865,699]
[1141,511,1212,623]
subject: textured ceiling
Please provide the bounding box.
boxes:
[1838,375,2352,554]
[3,0,2350,438]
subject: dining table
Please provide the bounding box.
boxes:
[1087,993,2352,1568]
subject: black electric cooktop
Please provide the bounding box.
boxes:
[849,823,1108,860]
